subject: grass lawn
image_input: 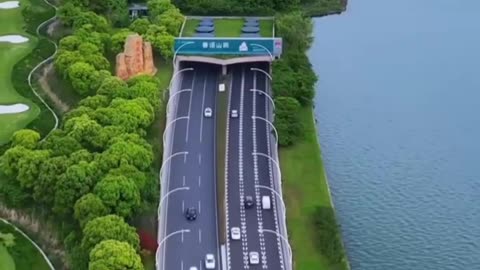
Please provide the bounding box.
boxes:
[0,220,51,270]
[0,244,15,270]
[182,18,274,38]
[281,107,348,270]
[0,0,41,144]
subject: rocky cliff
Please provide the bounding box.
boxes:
[116,34,157,80]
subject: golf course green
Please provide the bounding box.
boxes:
[0,0,40,145]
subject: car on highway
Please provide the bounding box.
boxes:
[185,207,197,221]
[230,227,241,240]
[204,107,212,117]
[262,195,271,210]
[205,254,216,269]
[231,109,238,118]
[189,267,198,270]
[249,251,260,265]
[244,195,254,209]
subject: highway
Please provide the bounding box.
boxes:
[225,63,285,270]
[160,62,221,270]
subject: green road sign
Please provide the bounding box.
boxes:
[174,37,283,57]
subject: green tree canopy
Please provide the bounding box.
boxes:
[53,161,102,216]
[64,114,103,150]
[96,76,129,99]
[275,11,313,52]
[94,175,141,218]
[11,129,40,149]
[74,193,109,227]
[81,215,139,254]
[144,24,174,59]
[129,18,150,36]
[274,96,303,146]
[147,0,174,18]
[17,149,51,189]
[79,95,111,110]
[153,7,184,35]
[110,28,134,54]
[34,155,71,206]
[88,240,144,270]
[95,137,153,172]
[68,62,103,96]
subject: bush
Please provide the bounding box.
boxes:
[274,97,303,146]
[312,206,346,264]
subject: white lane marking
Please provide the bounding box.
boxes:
[183,175,186,186]
[225,68,234,270]
[162,70,193,270]
[200,261,203,270]
[181,261,184,270]
[198,153,202,164]
[198,200,201,214]
[199,69,208,142]
[185,71,198,142]
[198,175,202,187]
[252,68,268,269]
[199,229,202,243]
[182,200,185,212]
[263,66,285,270]
[181,230,184,243]
[239,67,250,270]
[184,153,187,163]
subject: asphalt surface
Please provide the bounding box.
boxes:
[226,63,284,270]
[161,62,221,270]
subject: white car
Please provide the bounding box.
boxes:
[205,254,215,269]
[189,267,198,270]
[231,109,238,118]
[249,251,260,265]
[204,107,212,117]
[231,227,241,240]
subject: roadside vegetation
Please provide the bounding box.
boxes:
[0,0,182,269]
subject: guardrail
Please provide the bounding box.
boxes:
[156,64,184,270]
[265,66,292,270]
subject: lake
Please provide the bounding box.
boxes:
[309,0,480,269]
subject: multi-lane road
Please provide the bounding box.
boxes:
[225,63,284,270]
[160,62,220,270]
[159,61,286,270]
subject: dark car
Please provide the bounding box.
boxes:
[244,196,254,209]
[185,207,197,221]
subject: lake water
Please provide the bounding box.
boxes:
[309,0,480,269]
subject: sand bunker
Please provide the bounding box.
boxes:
[0,1,20,9]
[0,104,29,114]
[0,35,29,44]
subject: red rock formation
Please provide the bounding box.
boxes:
[115,34,156,80]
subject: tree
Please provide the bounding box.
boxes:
[55,50,84,77]
[53,161,102,216]
[89,0,129,26]
[107,164,147,192]
[96,76,128,99]
[73,11,110,33]
[64,106,96,122]
[34,155,71,206]
[274,0,299,10]
[0,146,29,177]
[81,215,140,254]
[129,18,150,35]
[93,98,154,132]
[78,43,110,71]
[59,35,83,51]
[274,96,303,146]
[74,193,109,227]
[89,240,144,270]
[68,62,102,96]
[147,0,174,18]
[153,7,184,35]
[64,114,103,150]
[94,175,141,218]
[144,24,174,59]
[110,28,134,54]
[95,138,153,172]
[74,24,110,52]
[58,3,82,26]
[11,129,40,149]
[79,95,111,110]
[275,12,313,52]
[70,149,95,164]
[16,150,51,189]
[115,80,159,107]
